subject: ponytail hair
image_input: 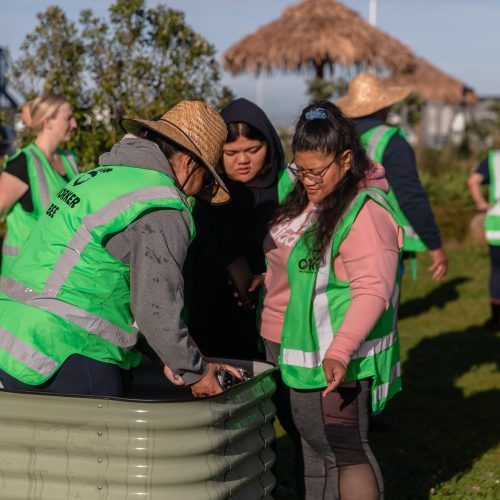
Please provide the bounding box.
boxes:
[21,94,70,133]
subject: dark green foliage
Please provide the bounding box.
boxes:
[9,1,233,169]
[306,76,348,103]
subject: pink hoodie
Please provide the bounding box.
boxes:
[260,162,402,368]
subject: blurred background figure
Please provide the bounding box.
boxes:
[0,94,78,274]
[337,72,448,282]
[468,151,500,330]
[184,98,289,360]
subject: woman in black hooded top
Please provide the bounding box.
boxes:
[184,98,286,360]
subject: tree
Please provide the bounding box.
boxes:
[306,76,348,103]
[9,0,233,168]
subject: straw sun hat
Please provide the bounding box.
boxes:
[121,101,230,205]
[336,72,411,119]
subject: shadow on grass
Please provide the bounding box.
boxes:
[372,325,500,499]
[273,325,499,499]
[399,277,470,320]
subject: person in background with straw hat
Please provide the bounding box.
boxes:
[337,72,448,282]
[0,100,241,398]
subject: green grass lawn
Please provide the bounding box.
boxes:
[273,243,500,499]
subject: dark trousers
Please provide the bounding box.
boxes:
[488,245,500,301]
[0,354,127,397]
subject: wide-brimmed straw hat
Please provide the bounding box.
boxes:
[336,72,411,119]
[121,101,230,204]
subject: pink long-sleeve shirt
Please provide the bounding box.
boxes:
[260,173,402,368]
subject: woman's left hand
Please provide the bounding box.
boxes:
[322,357,347,396]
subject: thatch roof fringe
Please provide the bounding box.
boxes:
[385,58,477,105]
[224,0,416,76]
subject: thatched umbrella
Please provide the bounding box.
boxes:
[385,57,477,105]
[223,0,416,78]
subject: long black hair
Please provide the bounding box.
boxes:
[270,101,372,260]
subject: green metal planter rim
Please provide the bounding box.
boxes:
[0,361,277,404]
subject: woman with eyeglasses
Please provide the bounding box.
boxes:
[259,101,402,499]
[184,98,295,360]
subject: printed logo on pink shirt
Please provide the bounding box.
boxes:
[270,211,316,248]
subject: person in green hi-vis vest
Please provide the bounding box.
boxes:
[337,72,448,282]
[468,152,500,330]
[0,94,79,275]
[257,101,402,499]
[0,100,242,398]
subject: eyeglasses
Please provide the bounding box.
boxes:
[288,155,338,184]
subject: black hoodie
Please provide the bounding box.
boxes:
[184,98,284,359]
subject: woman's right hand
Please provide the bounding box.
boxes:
[476,201,492,212]
[322,357,347,396]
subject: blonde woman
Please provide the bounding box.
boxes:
[0,94,78,274]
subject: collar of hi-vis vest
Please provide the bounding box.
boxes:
[24,143,78,210]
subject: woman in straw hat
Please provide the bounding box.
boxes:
[260,101,402,499]
[0,94,79,275]
[337,72,448,282]
[0,100,241,398]
[184,98,293,361]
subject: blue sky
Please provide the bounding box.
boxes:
[1,1,498,125]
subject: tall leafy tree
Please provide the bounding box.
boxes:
[9,0,233,168]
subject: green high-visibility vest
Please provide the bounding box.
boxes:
[277,162,296,202]
[484,150,500,245]
[361,125,428,253]
[1,143,79,275]
[279,188,402,412]
[0,165,193,386]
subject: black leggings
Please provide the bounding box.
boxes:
[265,340,384,500]
[0,354,127,397]
[488,245,500,301]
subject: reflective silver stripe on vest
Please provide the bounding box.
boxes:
[403,225,418,239]
[45,186,179,295]
[28,149,51,209]
[492,151,500,202]
[373,361,401,405]
[1,277,137,349]
[486,230,500,240]
[0,186,180,349]
[2,245,20,256]
[313,236,335,361]
[281,348,322,369]
[65,152,79,175]
[282,329,398,369]
[366,125,391,159]
[0,326,58,376]
[286,163,297,183]
[351,330,397,360]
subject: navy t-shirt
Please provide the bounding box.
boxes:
[475,157,489,184]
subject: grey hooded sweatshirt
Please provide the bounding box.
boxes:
[99,135,207,385]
